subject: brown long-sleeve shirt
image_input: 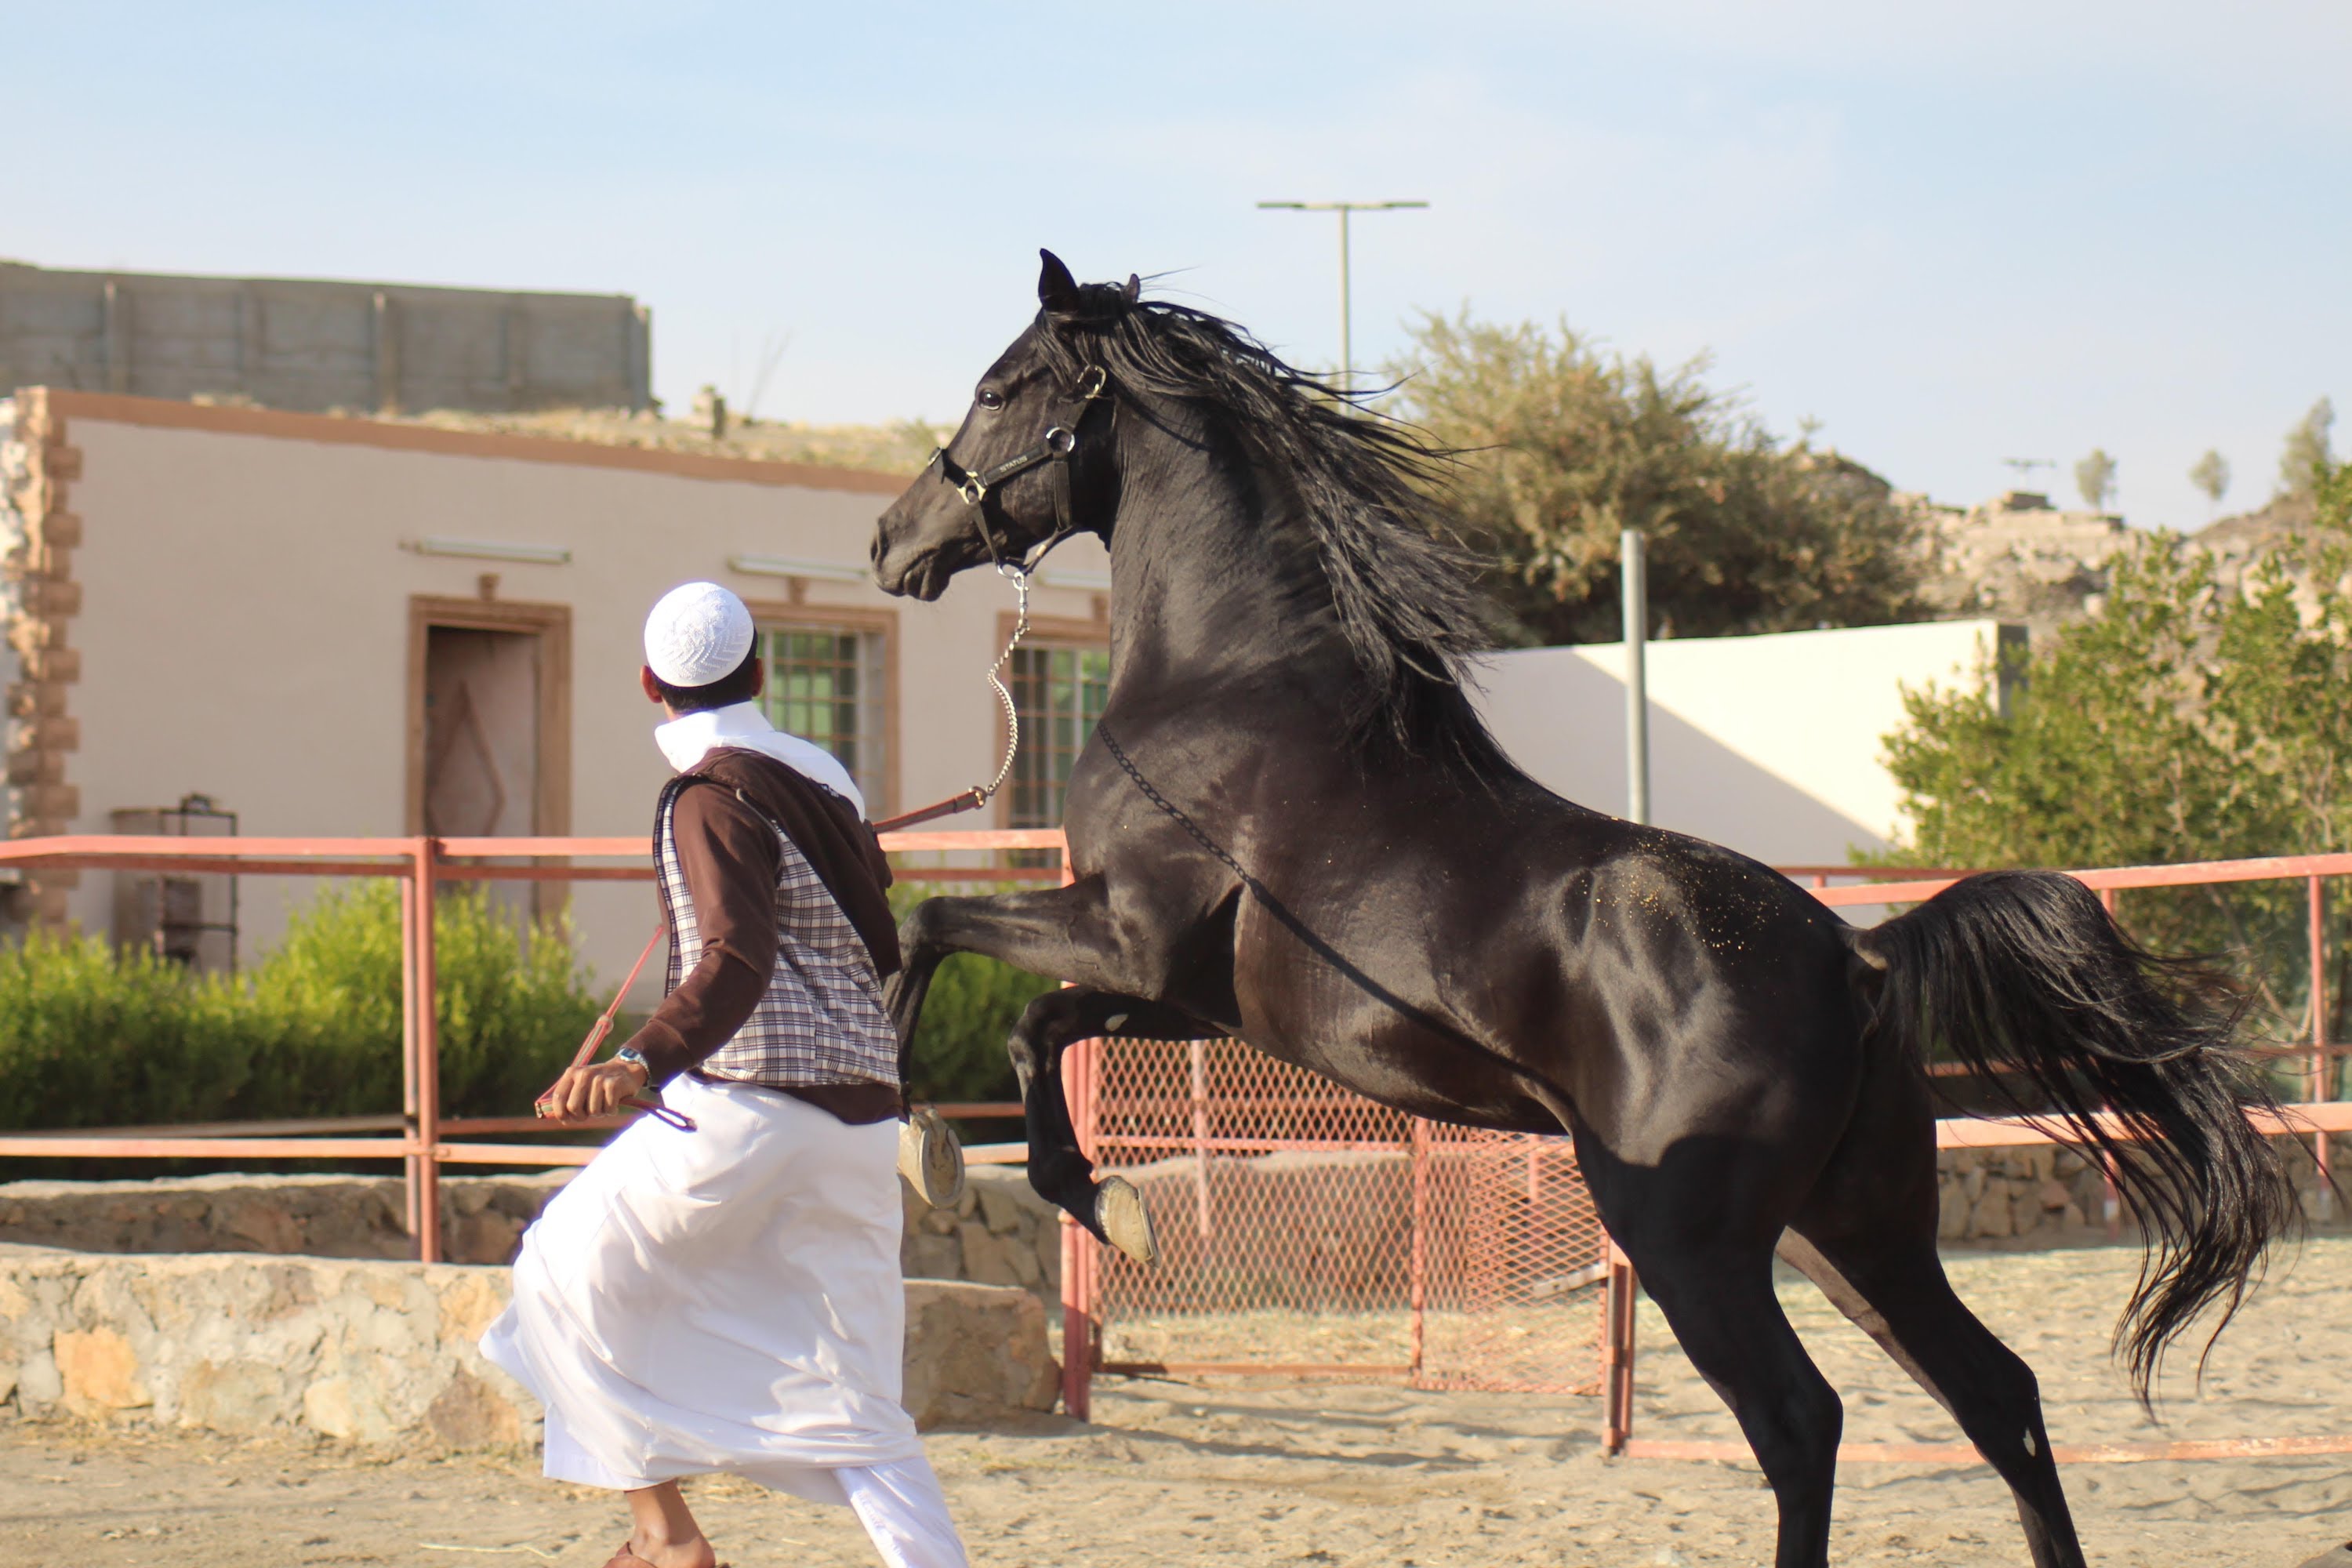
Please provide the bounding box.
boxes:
[622,748,903,1125]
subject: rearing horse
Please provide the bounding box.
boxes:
[868,252,2296,1568]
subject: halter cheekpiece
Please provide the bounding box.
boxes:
[928,363,1112,575]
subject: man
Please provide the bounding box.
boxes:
[481,582,967,1568]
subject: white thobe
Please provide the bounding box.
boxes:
[480,1076,965,1566]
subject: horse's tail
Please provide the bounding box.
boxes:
[1851,869,2299,1401]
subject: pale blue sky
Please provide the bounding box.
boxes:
[9,1,2347,529]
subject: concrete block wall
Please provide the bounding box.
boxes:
[0,262,652,414]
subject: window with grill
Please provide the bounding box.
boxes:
[1007,642,1111,829]
[758,622,889,812]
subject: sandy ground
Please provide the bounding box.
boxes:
[6,1236,2350,1567]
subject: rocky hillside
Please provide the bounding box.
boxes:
[1912,487,2331,638]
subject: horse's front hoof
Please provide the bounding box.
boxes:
[1095,1175,1156,1265]
[897,1107,965,1210]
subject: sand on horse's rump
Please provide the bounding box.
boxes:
[5,1236,2349,1566]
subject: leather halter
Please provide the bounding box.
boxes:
[928,364,1112,574]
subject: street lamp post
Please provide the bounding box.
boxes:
[1256,199,1428,389]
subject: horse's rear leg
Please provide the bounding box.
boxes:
[1620,1236,1844,1566]
[1007,986,1221,1263]
[1781,1223,2085,1568]
[1581,1133,1846,1567]
[1784,1051,2085,1568]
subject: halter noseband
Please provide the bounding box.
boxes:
[929,364,1112,575]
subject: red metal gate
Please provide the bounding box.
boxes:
[1060,1036,1613,1417]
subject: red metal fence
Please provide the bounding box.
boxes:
[1064,1038,1610,1410]
[1,829,2345,1462]
[0,827,1064,1261]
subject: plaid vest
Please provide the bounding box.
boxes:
[653,774,899,1089]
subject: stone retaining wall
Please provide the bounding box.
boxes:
[1,1131,2337,1290]
[0,1167,1070,1306]
[0,1172,562,1265]
[902,1166,1062,1306]
[1938,1146,2110,1242]
[0,1243,1057,1443]
[1936,1133,2347,1243]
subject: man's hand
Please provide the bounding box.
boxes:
[535,1058,650,1124]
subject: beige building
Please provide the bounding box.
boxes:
[0,388,1113,992]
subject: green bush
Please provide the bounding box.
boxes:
[0,930,249,1131]
[1881,516,2352,1083]
[0,882,602,1132]
[889,883,1054,1105]
[237,881,604,1120]
[0,873,1058,1134]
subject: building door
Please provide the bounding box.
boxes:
[423,627,540,840]
[407,597,572,916]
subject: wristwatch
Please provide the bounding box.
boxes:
[615,1047,652,1083]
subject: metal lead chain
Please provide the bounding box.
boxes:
[973,564,1032,806]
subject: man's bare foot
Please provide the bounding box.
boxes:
[610,1533,718,1568]
[622,1480,720,1568]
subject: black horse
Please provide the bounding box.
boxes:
[869,252,2297,1567]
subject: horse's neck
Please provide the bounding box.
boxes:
[1102,418,1357,713]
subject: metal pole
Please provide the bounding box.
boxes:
[1602,1238,1639,1452]
[1337,205,1352,390]
[1255,199,1425,392]
[2100,885,2124,1238]
[1189,1038,1213,1240]
[1057,843,1094,1420]
[1408,1117,1430,1382]
[400,870,420,1247]
[2312,875,2333,1216]
[414,837,444,1265]
[1622,528,1650,826]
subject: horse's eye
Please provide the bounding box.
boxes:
[976,388,1004,411]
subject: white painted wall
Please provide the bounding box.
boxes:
[1471,619,2013,867]
[56,403,1109,1002]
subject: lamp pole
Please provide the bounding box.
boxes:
[1621,529,1650,826]
[1256,199,1428,390]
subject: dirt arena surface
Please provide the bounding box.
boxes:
[6,1236,2348,1566]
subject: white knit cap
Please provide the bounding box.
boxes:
[644,582,755,688]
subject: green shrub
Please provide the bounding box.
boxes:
[0,873,1058,1136]
[889,883,1054,1105]
[0,930,249,1131]
[0,882,603,1133]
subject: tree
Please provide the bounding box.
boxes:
[2188,448,2230,510]
[1882,528,2352,1055]
[2074,448,2117,510]
[1386,311,1926,644]
[2281,397,2336,498]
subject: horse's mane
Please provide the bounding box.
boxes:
[1033,281,1517,782]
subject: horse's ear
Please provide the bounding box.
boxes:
[1122,274,1142,304]
[1038,250,1081,314]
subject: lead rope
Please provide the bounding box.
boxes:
[871,563,1035,833]
[535,920,697,1131]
